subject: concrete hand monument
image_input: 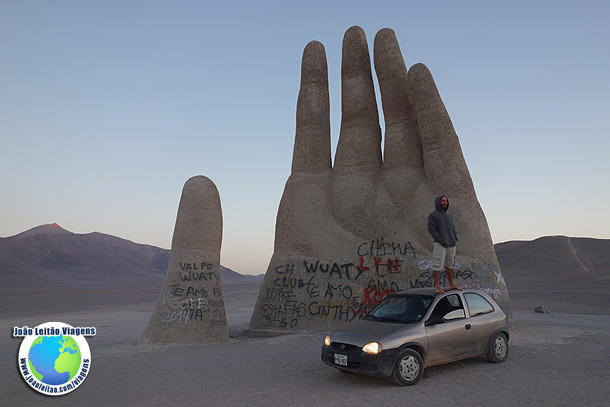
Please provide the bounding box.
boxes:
[142,176,228,343]
[249,26,510,332]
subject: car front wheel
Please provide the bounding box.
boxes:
[391,349,424,386]
[487,332,509,363]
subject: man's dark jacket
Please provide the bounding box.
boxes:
[427,195,458,248]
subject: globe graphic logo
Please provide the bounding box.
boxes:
[27,335,82,385]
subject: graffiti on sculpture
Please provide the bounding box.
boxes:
[158,262,226,327]
[253,239,503,330]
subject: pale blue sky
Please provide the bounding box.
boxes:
[2,1,609,275]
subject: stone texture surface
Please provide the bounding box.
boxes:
[142,175,228,343]
[249,26,510,333]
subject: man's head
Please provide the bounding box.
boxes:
[434,195,449,212]
[440,196,448,210]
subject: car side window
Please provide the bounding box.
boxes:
[464,293,494,316]
[431,294,465,321]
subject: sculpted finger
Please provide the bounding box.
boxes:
[373,28,422,171]
[334,26,381,170]
[408,63,474,192]
[143,175,227,343]
[293,41,332,174]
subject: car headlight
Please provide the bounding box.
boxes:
[324,335,331,347]
[362,342,382,354]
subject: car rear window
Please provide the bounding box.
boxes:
[465,293,494,316]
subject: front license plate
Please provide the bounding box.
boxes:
[334,353,347,366]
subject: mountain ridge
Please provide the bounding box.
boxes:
[495,235,610,284]
[0,224,263,288]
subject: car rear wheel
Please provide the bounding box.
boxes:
[487,332,509,363]
[391,349,424,386]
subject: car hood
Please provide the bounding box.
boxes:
[330,318,422,348]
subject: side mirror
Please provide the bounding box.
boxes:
[425,315,445,326]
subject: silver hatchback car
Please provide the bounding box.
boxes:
[321,288,509,386]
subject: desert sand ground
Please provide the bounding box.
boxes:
[1,282,609,406]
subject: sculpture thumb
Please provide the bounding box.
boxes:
[141,175,228,344]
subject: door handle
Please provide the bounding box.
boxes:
[465,324,472,330]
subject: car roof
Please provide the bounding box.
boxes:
[392,288,438,296]
[393,287,488,297]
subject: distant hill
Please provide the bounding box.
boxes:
[495,236,610,314]
[495,236,610,285]
[0,224,263,288]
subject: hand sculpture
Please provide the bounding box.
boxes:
[249,26,510,332]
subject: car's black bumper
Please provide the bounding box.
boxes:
[321,345,398,377]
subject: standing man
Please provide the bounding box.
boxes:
[428,195,462,294]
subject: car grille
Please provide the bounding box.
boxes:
[330,342,359,352]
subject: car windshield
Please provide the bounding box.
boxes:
[364,295,434,323]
